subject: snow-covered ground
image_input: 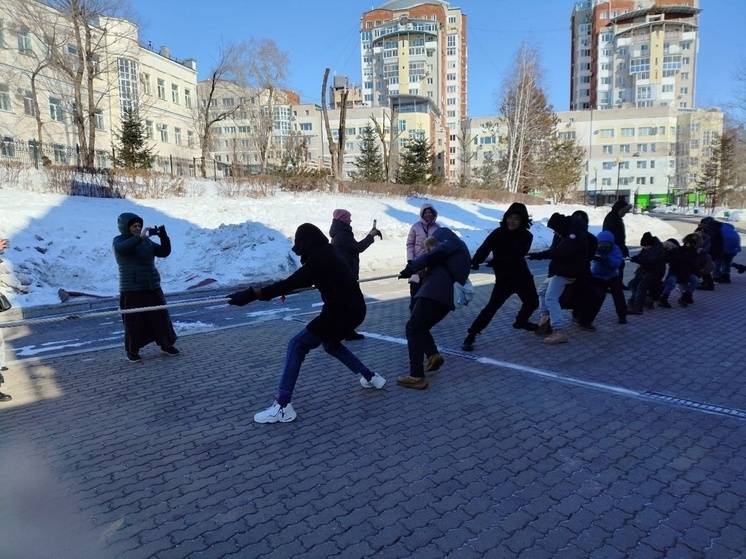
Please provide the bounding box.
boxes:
[0,185,679,309]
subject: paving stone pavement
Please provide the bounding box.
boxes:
[1,273,746,558]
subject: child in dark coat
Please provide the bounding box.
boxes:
[627,232,665,314]
[659,236,699,308]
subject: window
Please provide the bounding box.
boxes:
[602,178,612,186]
[681,72,689,81]
[447,97,456,106]
[0,137,14,158]
[53,144,67,164]
[184,88,192,109]
[145,120,153,138]
[22,91,35,115]
[680,87,689,95]
[49,97,63,121]
[637,86,651,100]
[168,84,177,104]
[300,122,312,131]
[619,161,629,170]
[447,110,456,118]
[399,120,406,132]
[603,145,613,154]
[662,55,681,72]
[222,97,234,107]
[662,84,674,93]
[117,58,138,118]
[158,123,168,142]
[449,147,457,154]
[448,15,457,24]
[581,49,591,57]
[681,41,692,50]
[621,128,635,137]
[174,127,182,145]
[17,27,32,54]
[447,85,457,93]
[447,73,457,81]
[599,129,614,138]
[157,79,165,100]
[620,144,630,153]
[602,161,614,170]
[636,177,646,185]
[650,177,655,185]
[638,127,656,136]
[140,73,151,95]
[580,76,591,84]
[601,63,611,71]
[690,139,699,149]
[346,127,356,136]
[638,143,648,153]
[630,58,650,74]
[683,57,690,65]
[637,160,647,169]
[650,160,655,169]
[94,110,104,130]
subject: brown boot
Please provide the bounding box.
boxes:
[543,329,568,345]
[535,315,552,336]
[424,353,444,372]
[396,376,429,389]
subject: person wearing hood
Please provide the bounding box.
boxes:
[113,213,178,362]
[398,228,470,389]
[406,203,440,308]
[462,203,538,352]
[227,223,385,423]
[567,210,602,327]
[659,236,699,307]
[716,221,740,283]
[0,237,10,402]
[693,223,716,290]
[627,232,665,314]
[583,230,627,327]
[602,197,632,285]
[528,213,587,344]
[329,209,381,340]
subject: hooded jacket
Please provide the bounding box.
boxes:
[665,237,699,283]
[407,228,471,310]
[591,230,624,280]
[112,212,171,292]
[471,202,534,283]
[571,212,598,276]
[602,199,630,256]
[699,217,724,258]
[531,213,588,279]
[329,219,374,280]
[406,203,440,284]
[630,235,665,278]
[260,223,366,342]
[721,222,742,255]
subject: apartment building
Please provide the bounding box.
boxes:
[197,80,301,174]
[556,106,722,205]
[360,0,467,180]
[0,0,199,173]
[570,0,699,111]
[329,75,365,110]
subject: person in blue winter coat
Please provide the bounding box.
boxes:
[718,222,741,283]
[397,227,471,389]
[583,230,627,327]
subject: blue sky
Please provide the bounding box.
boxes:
[131,0,745,117]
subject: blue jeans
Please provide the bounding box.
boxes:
[277,328,373,406]
[539,276,575,329]
[661,274,698,298]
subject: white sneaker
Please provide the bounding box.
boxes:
[254,401,297,424]
[360,373,386,389]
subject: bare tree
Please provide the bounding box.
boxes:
[45,0,135,168]
[500,44,556,194]
[320,68,349,179]
[321,69,338,177]
[245,39,288,174]
[371,107,401,182]
[195,43,248,178]
[457,118,478,187]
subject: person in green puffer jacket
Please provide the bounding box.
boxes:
[113,212,178,362]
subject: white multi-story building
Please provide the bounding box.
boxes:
[571,0,699,111]
[0,0,199,173]
[360,0,467,180]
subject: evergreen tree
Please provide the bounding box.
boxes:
[350,124,385,182]
[539,135,585,203]
[396,136,432,184]
[114,110,154,169]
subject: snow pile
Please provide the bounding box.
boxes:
[0,187,677,308]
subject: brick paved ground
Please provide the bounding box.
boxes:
[1,273,746,558]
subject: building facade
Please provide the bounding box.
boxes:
[570,0,699,111]
[360,0,467,180]
[0,0,199,173]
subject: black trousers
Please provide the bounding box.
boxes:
[468,277,538,335]
[409,282,421,311]
[588,277,627,321]
[406,298,450,377]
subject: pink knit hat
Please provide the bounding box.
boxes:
[332,209,351,224]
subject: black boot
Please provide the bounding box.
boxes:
[682,292,694,305]
[733,263,746,274]
[658,296,672,308]
[344,331,365,341]
[513,320,538,332]
[462,332,476,352]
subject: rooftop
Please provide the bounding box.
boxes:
[376,0,450,10]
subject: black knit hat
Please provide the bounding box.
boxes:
[640,232,655,246]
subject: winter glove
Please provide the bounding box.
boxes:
[157,225,167,237]
[398,263,414,279]
[369,227,382,240]
[227,288,257,306]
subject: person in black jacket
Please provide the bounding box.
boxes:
[398,228,471,389]
[328,209,381,341]
[568,210,602,328]
[696,218,721,289]
[462,203,538,352]
[528,213,587,344]
[659,237,699,307]
[602,197,632,284]
[228,223,386,424]
[627,232,665,314]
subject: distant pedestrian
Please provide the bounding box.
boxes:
[0,237,10,402]
[329,208,381,340]
[228,223,385,424]
[398,228,471,389]
[528,213,587,344]
[113,213,178,363]
[462,203,538,352]
[406,203,440,309]
[602,197,632,285]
